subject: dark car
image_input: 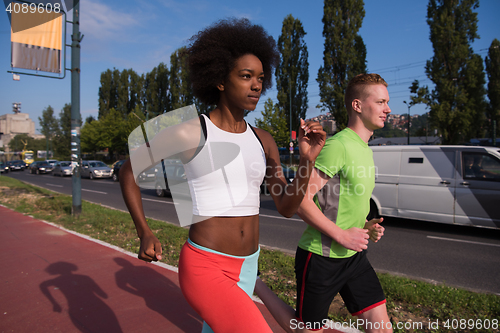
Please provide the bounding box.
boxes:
[29,161,53,174]
[8,160,25,171]
[28,161,41,174]
[0,161,9,173]
[138,165,158,183]
[112,160,126,182]
[155,161,187,197]
[260,163,296,195]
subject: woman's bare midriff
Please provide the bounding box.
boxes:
[188,215,260,256]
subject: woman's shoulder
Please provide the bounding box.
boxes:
[250,126,275,146]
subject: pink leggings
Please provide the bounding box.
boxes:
[178,239,272,333]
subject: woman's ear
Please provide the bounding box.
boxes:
[217,83,224,91]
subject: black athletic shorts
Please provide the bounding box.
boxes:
[295,247,386,327]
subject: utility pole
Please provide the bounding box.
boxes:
[494,120,497,147]
[403,100,412,145]
[70,2,82,216]
[289,80,293,165]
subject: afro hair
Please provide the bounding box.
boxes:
[186,18,279,106]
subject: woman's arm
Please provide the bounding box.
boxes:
[120,159,162,261]
[257,119,326,218]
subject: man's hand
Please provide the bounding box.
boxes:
[365,218,385,243]
[138,232,162,262]
[337,227,369,252]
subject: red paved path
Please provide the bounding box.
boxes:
[0,205,344,333]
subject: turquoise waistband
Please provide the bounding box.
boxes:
[188,238,260,259]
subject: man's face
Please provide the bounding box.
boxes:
[358,84,391,131]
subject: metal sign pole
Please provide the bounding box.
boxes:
[70,2,82,216]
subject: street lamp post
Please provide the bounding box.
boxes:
[403,101,412,145]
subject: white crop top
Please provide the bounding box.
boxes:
[183,114,267,217]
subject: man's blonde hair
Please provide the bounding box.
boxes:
[345,73,388,115]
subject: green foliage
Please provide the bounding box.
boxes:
[425,0,487,144]
[276,14,309,134]
[255,98,290,147]
[98,68,120,118]
[169,47,194,110]
[379,273,500,322]
[99,68,145,119]
[38,105,59,143]
[485,38,500,136]
[7,133,35,152]
[81,108,131,157]
[317,0,367,131]
[52,103,76,159]
[373,123,406,138]
[144,63,170,116]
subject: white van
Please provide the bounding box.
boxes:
[369,145,500,229]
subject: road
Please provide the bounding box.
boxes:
[4,170,500,295]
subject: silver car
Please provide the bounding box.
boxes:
[82,160,113,180]
[52,161,73,177]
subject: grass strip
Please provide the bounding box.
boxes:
[1,176,498,332]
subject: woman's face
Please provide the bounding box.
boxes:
[219,54,264,112]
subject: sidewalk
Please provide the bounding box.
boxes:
[0,205,345,333]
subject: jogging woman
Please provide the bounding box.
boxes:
[120,18,326,333]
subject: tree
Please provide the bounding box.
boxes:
[276,14,309,136]
[99,108,127,157]
[38,105,59,154]
[98,69,120,119]
[317,0,367,131]
[143,63,170,117]
[485,38,500,137]
[255,98,290,148]
[53,103,74,159]
[80,109,127,159]
[373,123,406,138]
[128,69,143,115]
[169,47,194,110]
[409,80,430,106]
[80,117,100,157]
[425,0,487,144]
[8,134,32,152]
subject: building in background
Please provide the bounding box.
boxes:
[0,108,44,152]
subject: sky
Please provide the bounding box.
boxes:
[1,0,499,134]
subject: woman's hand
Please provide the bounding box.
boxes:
[138,231,163,262]
[298,119,326,162]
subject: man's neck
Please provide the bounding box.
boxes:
[347,121,373,143]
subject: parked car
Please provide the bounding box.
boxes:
[8,160,26,171]
[52,161,73,177]
[112,160,126,182]
[0,161,9,173]
[82,160,113,179]
[155,161,187,197]
[260,163,296,195]
[138,165,158,183]
[29,160,53,174]
[28,161,42,174]
[46,159,58,167]
[369,145,500,229]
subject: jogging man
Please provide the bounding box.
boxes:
[294,73,392,333]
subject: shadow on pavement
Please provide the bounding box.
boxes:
[113,257,202,332]
[40,261,123,332]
